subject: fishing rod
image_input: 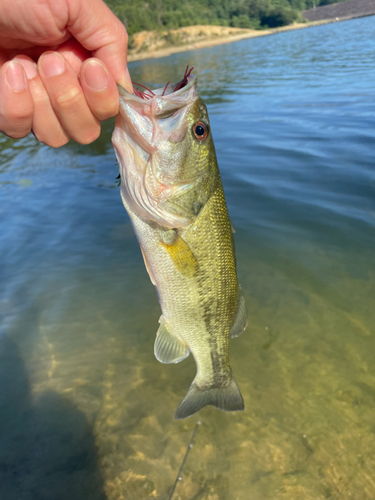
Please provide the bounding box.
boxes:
[168,420,201,500]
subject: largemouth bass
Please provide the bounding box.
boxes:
[112,68,247,419]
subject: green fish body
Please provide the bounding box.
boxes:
[112,73,247,419]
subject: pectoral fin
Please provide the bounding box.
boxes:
[230,294,248,338]
[160,232,199,277]
[154,318,190,364]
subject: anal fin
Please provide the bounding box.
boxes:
[155,319,190,364]
[230,293,248,338]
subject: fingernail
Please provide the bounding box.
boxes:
[39,52,65,77]
[124,67,133,93]
[117,67,133,93]
[5,61,27,91]
[17,59,38,80]
[83,60,109,91]
[118,67,134,94]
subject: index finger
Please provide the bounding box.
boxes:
[66,0,133,92]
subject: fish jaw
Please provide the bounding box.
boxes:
[112,75,201,228]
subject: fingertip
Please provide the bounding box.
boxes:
[0,60,34,138]
[76,123,101,145]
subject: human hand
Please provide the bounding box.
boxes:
[0,0,133,147]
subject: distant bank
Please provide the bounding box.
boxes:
[303,0,375,22]
[127,4,375,63]
[127,22,329,62]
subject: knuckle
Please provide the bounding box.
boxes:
[6,104,34,123]
[123,28,129,44]
[117,23,128,46]
[0,108,33,138]
[55,86,83,110]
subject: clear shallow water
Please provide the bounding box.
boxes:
[1,16,375,500]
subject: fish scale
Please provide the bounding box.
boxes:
[112,72,247,419]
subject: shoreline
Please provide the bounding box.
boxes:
[127,14,372,63]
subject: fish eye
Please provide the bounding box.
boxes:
[193,121,209,141]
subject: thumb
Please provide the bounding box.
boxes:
[65,0,133,91]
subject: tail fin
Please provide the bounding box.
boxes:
[175,374,244,420]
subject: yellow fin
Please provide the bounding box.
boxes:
[160,232,199,277]
[155,318,190,364]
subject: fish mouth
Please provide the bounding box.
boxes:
[133,66,195,99]
[113,68,202,228]
[117,74,197,101]
[117,67,198,118]
[115,67,199,152]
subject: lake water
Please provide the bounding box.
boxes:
[1,15,375,500]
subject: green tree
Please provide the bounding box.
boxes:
[103,0,351,35]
